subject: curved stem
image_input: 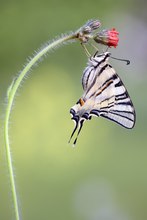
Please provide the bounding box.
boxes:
[4,33,76,220]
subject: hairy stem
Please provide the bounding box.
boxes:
[4,19,101,220]
[4,32,76,220]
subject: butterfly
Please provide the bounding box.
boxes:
[69,51,136,145]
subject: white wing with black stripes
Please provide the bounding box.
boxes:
[69,51,136,145]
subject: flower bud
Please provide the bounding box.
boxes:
[81,19,101,34]
[75,19,101,43]
[94,28,119,47]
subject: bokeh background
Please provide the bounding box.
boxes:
[0,0,147,220]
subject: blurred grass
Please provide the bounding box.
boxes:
[0,0,147,220]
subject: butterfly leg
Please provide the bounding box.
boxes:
[81,43,91,57]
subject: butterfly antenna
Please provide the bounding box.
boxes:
[73,120,84,146]
[111,56,130,65]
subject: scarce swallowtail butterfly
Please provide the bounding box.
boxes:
[69,51,136,145]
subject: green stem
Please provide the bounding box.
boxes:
[4,33,76,220]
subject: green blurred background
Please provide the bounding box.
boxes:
[0,0,147,220]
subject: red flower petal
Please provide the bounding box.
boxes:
[93,28,119,48]
[107,28,119,47]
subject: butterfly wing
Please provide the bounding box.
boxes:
[69,52,136,145]
[83,61,136,129]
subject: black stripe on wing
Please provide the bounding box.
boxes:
[100,111,135,129]
[100,82,135,128]
[89,69,136,128]
[82,52,112,94]
[90,106,135,128]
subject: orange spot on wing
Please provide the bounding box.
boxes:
[79,98,85,106]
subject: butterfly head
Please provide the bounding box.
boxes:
[88,51,111,68]
[93,51,111,61]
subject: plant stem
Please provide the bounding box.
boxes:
[4,33,76,220]
[4,19,101,219]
